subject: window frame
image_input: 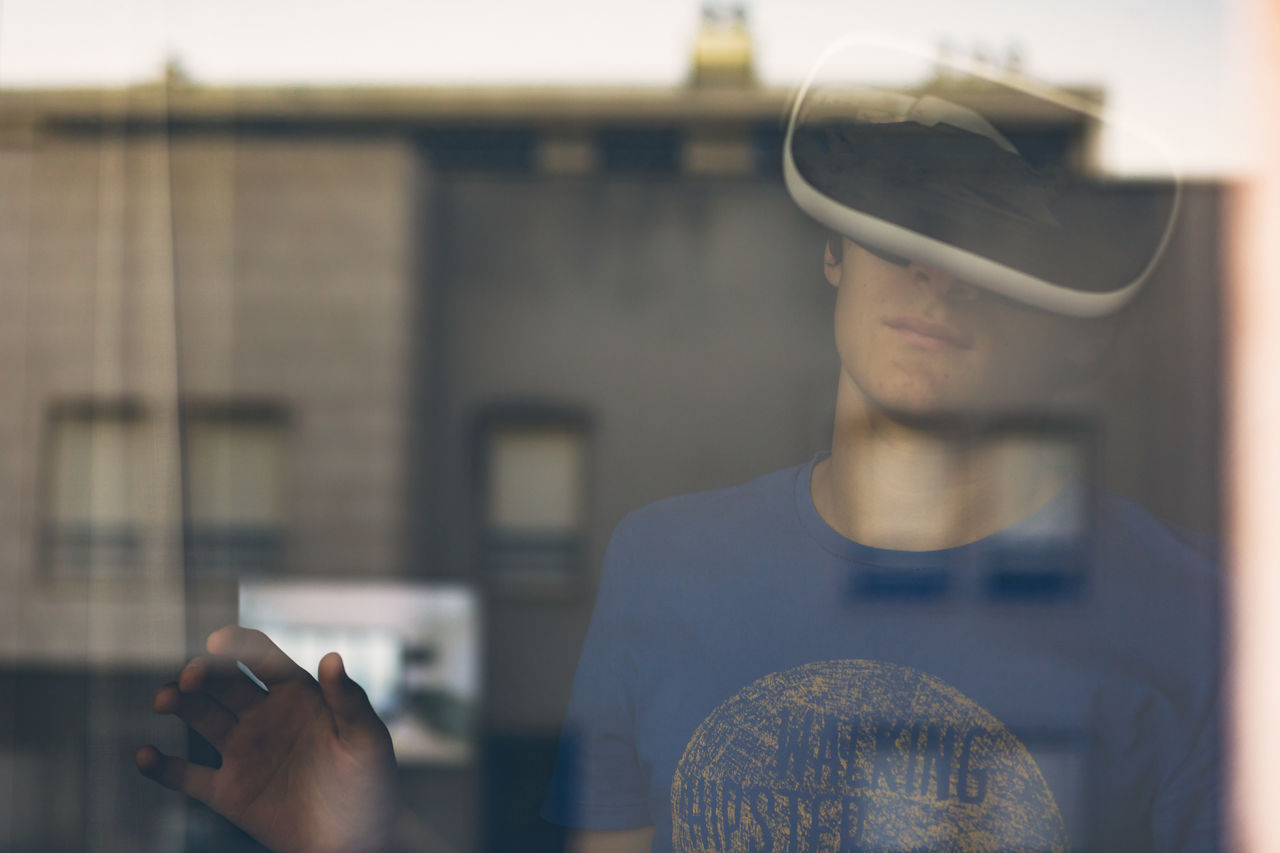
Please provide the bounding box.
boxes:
[179,399,292,578]
[470,402,594,598]
[37,398,151,581]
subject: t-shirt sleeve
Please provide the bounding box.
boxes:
[1150,718,1222,853]
[541,519,653,830]
[1150,633,1224,851]
[1150,540,1224,853]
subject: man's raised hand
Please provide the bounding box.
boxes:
[136,626,400,853]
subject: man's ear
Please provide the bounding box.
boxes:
[824,240,843,287]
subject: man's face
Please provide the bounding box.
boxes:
[827,239,1084,420]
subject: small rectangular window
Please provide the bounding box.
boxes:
[475,406,591,591]
[42,402,150,576]
[182,403,289,575]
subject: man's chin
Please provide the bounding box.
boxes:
[872,394,1069,437]
[845,372,1022,430]
[876,402,979,432]
[865,390,1006,433]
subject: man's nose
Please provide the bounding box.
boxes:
[908,261,980,301]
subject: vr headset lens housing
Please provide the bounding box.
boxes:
[784,39,1180,317]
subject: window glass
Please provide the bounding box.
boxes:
[44,408,152,575]
[487,425,585,534]
[183,412,287,574]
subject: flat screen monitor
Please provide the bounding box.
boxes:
[238,580,480,765]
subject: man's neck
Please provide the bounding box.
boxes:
[812,376,1069,551]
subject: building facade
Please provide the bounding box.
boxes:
[0,61,1222,851]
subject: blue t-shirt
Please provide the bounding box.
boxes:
[542,453,1221,852]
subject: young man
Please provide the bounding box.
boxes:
[534,67,1217,851]
[538,243,1218,853]
[138,62,1219,853]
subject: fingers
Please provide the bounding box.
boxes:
[153,681,238,747]
[135,746,216,806]
[178,657,269,715]
[206,625,306,686]
[317,652,380,736]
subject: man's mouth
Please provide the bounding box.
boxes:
[883,316,974,350]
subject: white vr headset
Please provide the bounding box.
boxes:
[783,34,1182,318]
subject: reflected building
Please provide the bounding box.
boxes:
[0,15,1223,853]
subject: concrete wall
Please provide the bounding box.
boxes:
[171,135,415,584]
[0,131,415,667]
[0,128,418,852]
[0,131,187,668]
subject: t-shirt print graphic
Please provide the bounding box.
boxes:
[670,660,1067,852]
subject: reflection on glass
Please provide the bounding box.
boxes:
[478,410,591,588]
[43,401,151,576]
[239,581,479,765]
[488,426,585,534]
[184,407,288,575]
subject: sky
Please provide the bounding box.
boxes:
[0,0,1248,176]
